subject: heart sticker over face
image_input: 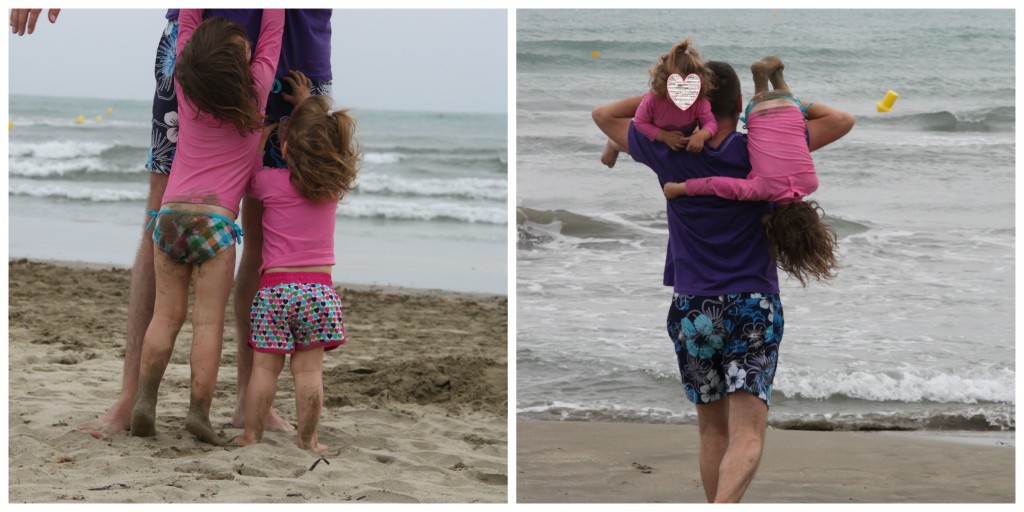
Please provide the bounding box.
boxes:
[667,73,701,111]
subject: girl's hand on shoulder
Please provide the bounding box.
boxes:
[656,130,689,151]
[282,70,313,106]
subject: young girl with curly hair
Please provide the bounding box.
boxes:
[663,56,839,286]
[602,37,717,167]
[233,71,360,452]
[130,9,284,445]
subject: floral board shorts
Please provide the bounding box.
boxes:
[666,292,784,407]
[147,19,333,174]
[250,272,346,354]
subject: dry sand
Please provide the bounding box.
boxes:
[7,259,508,503]
[516,420,1014,503]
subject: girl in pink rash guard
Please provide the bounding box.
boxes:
[665,56,839,287]
[233,71,360,452]
[602,37,717,167]
[131,9,284,445]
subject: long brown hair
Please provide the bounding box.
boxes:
[649,37,715,100]
[762,200,839,287]
[175,17,263,135]
[283,95,361,202]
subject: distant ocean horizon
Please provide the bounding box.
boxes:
[516,9,1014,434]
[8,94,509,295]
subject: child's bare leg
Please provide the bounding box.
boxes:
[234,351,286,447]
[763,56,790,94]
[291,347,327,452]
[184,247,235,446]
[130,251,192,437]
[601,138,622,168]
[750,59,774,97]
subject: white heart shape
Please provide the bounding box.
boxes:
[667,73,701,111]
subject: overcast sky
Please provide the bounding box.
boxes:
[7,9,507,114]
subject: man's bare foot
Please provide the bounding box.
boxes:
[232,407,295,433]
[78,396,133,439]
[129,400,157,438]
[601,139,620,168]
[185,411,226,446]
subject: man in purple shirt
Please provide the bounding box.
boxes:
[592,61,853,503]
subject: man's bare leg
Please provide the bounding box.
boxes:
[79,173,167,438]
[713,391,768,503]
[232,196,294,433]
[695,398,730,503]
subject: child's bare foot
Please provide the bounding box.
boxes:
[232,406,295,434]
[232,433,259,447]
[601,139,621,168]
[297,432,328,453]
[129,399,157,438]
[759,55,790,92]
[750,59,773,96]
[185,411,226,446]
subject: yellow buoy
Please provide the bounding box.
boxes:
[771,11,777,16]
[106,107,113,115]
[592,51,600,58]
[76,115,85,124]
[95,115,103,122]
[8,120,12,131]
[876,90,899,113]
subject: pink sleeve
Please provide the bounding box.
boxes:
[696,97,717,137]
[250,9,286,106]
[632,93,662,142]
[176,9,203,57]
[685,176,774,202]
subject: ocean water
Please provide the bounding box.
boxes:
[516,9,1015,433]
[8,94,508,294]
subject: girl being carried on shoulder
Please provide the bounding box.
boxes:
[602,37,717,167]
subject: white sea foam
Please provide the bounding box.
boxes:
[9,181,147,202]
[356,174,507,200]
[9,140,119,160]
[775,366,1016,404]
[341,197,507,225]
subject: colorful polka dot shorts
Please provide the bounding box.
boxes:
[249,272,346,354]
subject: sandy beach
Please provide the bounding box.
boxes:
[516,420,1014,503]
[7,259,508,503]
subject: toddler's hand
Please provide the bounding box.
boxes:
[282,70,313,106]
[663,181,687,199]
[685,137,705,153]
[656,130,688,151]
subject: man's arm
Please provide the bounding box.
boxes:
[592,96,644,155]
[805,102,855,152]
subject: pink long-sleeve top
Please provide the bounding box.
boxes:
[247,166,337,274]
[162,8,285,215]
[633,91,718,142]
[685,105,817,203]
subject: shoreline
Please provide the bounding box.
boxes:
[516,419,1015,503]
[9,256,507,302]
[8,259,508,503]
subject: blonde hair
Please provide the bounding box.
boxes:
[649,37,716,99]
[284,95,361,202]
